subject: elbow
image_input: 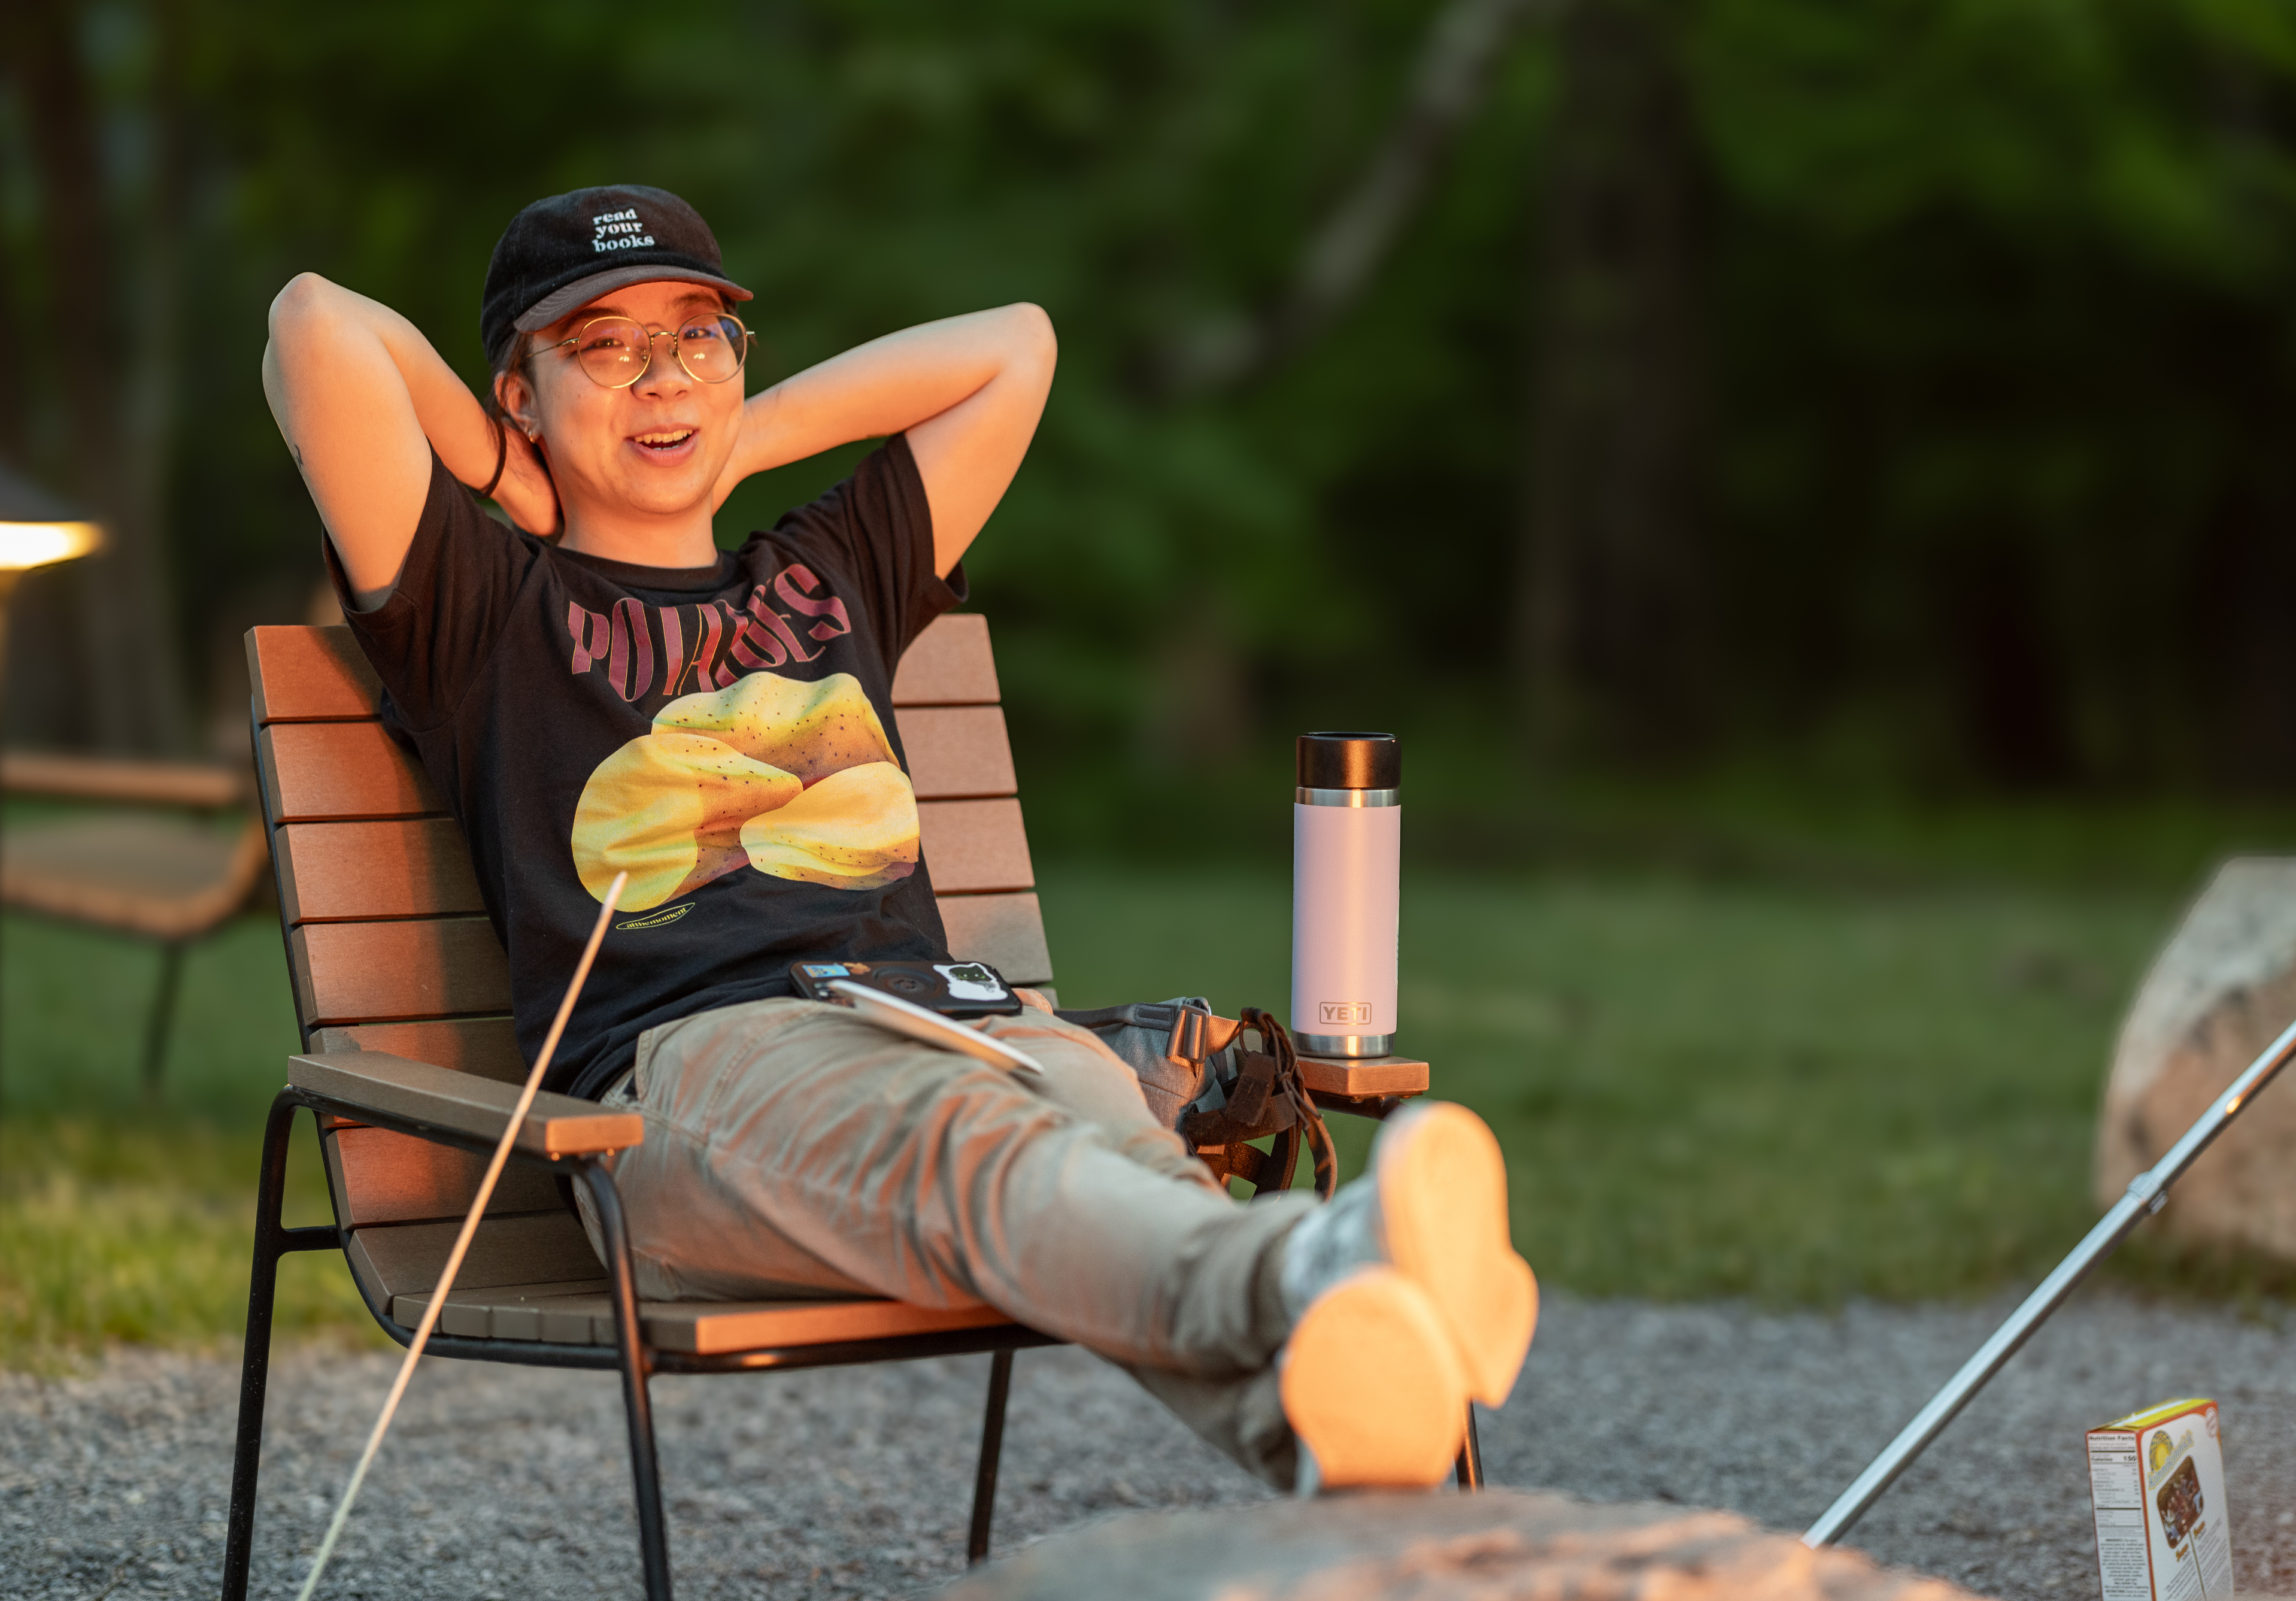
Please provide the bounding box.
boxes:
[268,271,341,339]
[1004,301,1057,381]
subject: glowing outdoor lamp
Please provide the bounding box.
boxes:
[0,462,104,700]
[0,518,104,571]
[0,460,104,589]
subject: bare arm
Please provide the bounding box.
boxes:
[716,304,1056,576]
[262,273,557,609]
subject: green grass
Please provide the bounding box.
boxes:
[0,915,374,1372]
[1039,866,2196,1304]
[1,855,2283,1370]
[0,1118,376,1372]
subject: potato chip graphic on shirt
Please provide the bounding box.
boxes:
[652,672,897,784]
[571,671,919,906]
[739,761,919,890]
[571,729,802,909]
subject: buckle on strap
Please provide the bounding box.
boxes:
[1164,1003,1245,1069]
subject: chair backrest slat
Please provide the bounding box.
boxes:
[898,706,1018,798]
[258,723,444,822]
[888,614,999,705]
[938,893,1052,989]
[252,612,1004,723]
[313,1018,524,1081]
[291,918,513,1026]
[326,1124,565,1226]
[259,709,1018,824]
[916,799,1035,894]
[246,626,384,721]
[276,818,487,923]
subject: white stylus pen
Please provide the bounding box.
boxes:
[826,978,1047,1075]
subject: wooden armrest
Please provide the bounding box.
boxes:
[2,750,248,808]
[289,1051,642,1156]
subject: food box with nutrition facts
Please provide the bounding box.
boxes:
[2087,1397,2233,1601]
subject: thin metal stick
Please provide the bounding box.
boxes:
[1803,1012,2296,1549]
[295,872,627,1600]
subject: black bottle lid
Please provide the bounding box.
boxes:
[1297,732,1401,790]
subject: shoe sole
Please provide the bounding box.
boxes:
[1281,1266,1468,1489]
[1376,1101,1538,1406]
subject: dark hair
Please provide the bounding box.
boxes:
[477,330,550,510]
[484,329,538,430]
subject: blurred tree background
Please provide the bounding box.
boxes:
[8,0,2296,829]
[18,0,2296,1356]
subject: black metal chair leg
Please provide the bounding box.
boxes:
[578,1159,674,1600]
[143,941,185,1093]
[222,1093,310,1600]
[967,1347,1015,1565]
[1454,1403,1484,1490]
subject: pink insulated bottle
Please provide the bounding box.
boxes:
[1291,732,1401,1059]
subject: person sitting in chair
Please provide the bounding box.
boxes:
[260,183,1536,1493]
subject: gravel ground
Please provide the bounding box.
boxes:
[5,1289,2294,1600]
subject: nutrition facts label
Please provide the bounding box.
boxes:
[2088,1436,2152,1601]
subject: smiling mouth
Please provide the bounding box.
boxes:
[634,429,694,451]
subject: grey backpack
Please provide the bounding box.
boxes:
[1055,998,1336,1199]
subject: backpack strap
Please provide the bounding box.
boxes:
[1053,1001,1176,1032]
[1179,1010,1338,1199]
[1164,1005,1243,1069]
[1057,999,1338,1199]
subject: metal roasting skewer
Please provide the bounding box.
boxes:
[1803,1013,2296,1549]
[295,872,629,1601]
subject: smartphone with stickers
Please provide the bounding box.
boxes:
[787,958,1023,1018]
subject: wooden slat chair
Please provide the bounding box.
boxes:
[1,750,270,1086]
[222,615,1436,1601]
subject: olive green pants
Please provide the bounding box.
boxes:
[575,995,1309,1485]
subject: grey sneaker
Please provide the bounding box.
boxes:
[1279,1100,1538,1408]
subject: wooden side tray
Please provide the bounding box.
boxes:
[1297,1051,1430,1110]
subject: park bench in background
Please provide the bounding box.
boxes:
[222,614,1434,1601]
[1,748,268,1087]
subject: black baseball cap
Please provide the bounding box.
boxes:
[480,183,753,363]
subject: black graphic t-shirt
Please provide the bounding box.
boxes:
[330,435,964,1099]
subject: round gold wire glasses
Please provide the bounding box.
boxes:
[543,313,755,388]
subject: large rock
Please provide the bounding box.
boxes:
[938,1490,1982,1601]
[2095,856,2296,1257]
